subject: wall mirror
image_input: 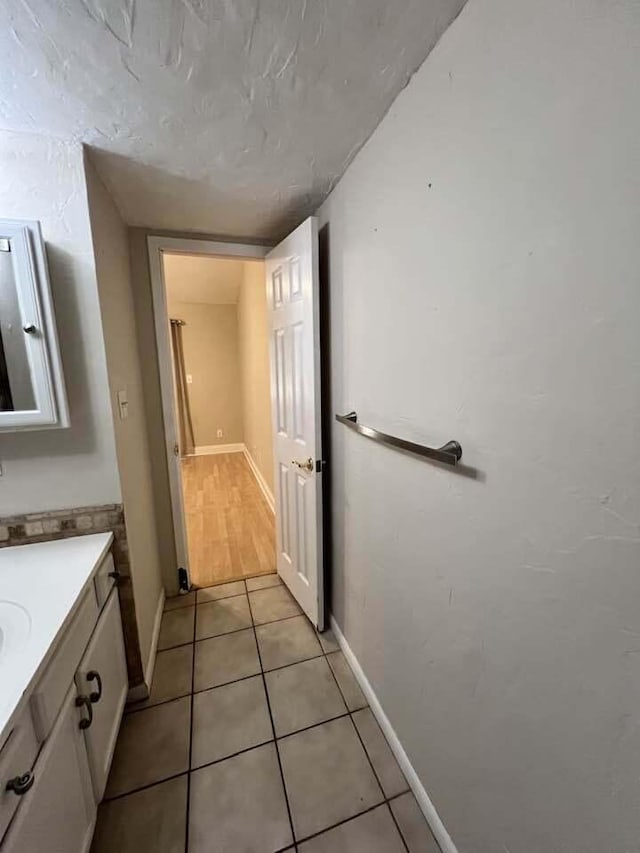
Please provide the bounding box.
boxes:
[0,219,68,431]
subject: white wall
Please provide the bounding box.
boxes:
[0,131,121,514]
[318,1,640,851]
[84,155,164,679]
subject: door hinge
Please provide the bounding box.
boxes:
[173,442,180,456]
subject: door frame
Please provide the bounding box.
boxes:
[147,235,270,584]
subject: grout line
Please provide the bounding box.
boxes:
[104,769,411,853]
[166,576,282,613]
[102,769,189,803]
[190,738,275,774]
[191,572,277,593]
[126,688,350,745]
[101,758,409,818]
[194,651,326,696]
[195,591,247,605]
[291,800,387,847]
[126,654,329,718]
[194,670,263,697]
[246,589,297,849]
[125,691,193,715]
[179,605,304,648]
[345,712,410,853]
[252,610,304,629]
[386,801,412,853]
[126,660,326,717]
[274,711,351,742]
[163,600,196,611]
[156,640,194,652]
[261,649,325,674]
[184,583,198,853]
[316,635,410,853]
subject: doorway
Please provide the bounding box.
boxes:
[160,251,275,588]
[149,220,324,629]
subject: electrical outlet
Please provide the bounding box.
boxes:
[217,429,223,438]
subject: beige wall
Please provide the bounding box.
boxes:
[164,254,244,305]
[168,301,244,447]
[238,261,274,495]
[127,228,177,590]
[84,156,164,681]
[319,0,640,850]
[0,131,120,514]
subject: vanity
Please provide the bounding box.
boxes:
[0,533,127,852]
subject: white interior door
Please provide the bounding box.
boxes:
[267,217,324,629]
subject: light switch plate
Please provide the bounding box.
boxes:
[117,389,129,420]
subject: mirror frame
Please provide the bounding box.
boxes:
[0,219,69,431]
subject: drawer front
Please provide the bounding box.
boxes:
[93,552,116,610]
[0,710,39,843]
[30,588,98,743]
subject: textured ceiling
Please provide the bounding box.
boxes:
[164,254,247,306]
[1,0,466,239]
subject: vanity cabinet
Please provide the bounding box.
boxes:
[0,549,128,852]
[1,686,96,853]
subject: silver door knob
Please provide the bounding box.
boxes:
[291,457,314,472]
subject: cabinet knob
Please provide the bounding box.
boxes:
[22,324,37,335]
[6,772,35,796]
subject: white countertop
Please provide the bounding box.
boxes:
[0,533,113,745]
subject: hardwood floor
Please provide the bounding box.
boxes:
[181,452,276,587]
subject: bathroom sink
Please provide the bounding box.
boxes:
[0,601,32,665]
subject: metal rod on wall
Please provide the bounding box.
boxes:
[335,411,462,467]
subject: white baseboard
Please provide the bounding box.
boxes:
[243,447,275,514]
[329,616,459,853]
[192,443,245,456]
[128,586,165,703]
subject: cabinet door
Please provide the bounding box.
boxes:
[1,685,96,853]
[75,588,128,801]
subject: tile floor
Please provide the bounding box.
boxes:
[92,573,441,853]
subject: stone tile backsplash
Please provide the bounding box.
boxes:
[0,503,144,688]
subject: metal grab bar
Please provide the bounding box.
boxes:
[335,411,462,467]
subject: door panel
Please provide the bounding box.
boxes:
[1,685,96,853]
[75,589,127,801]
[291,322,305,442]
[267,217,324,628]
[274,329,287,435]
